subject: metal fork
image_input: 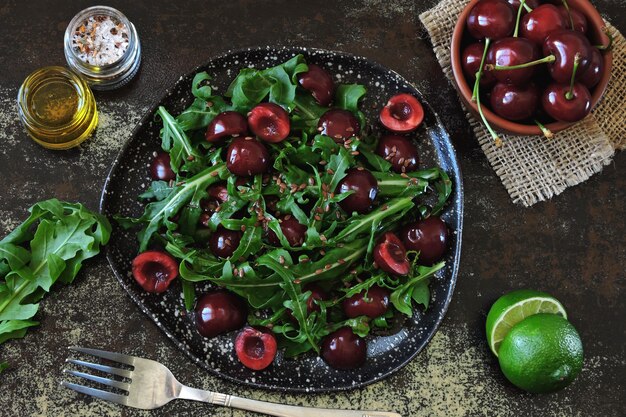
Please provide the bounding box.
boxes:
[61,347,402,417]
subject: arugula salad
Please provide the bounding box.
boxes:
[118,54,453,371]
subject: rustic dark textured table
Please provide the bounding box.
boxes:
[1,1,624,416]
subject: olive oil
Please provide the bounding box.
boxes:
[17,66,97,150]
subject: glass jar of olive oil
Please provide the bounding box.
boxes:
[17,66,98,150]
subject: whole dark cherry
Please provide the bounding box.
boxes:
[205,111,248,143]
[318,109,360,141]
[337,168,378,214]
[226,137,270,176]
[195,290,248,338]
[490,82,540,121]
[235,327,277,371]
[373,232,410,276]
[149,152,176,181]
[466,0,515,41]
[287,284,329,323]
[557,6,588,33]
[247,103,290,143]
[520,4,567,45]
[543,30,592,83]
[376,135,419,173]
[487,37,540,86]
[578,47,603,88]
[402,216,449,265]
[379,94,424,133]
[209,227,242,258]
[541,82,591,122]
[131,251,179,293]
[321,327,367,370]
[462,42,497,87]
[267,215,307,247]
[342,286,391,319]
[297,64,336,106]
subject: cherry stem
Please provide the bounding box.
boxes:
[595,27,614,51]
[472,38,501,147]
[487,54,555,71]
[565,53,581,100]
[523,2,532,12]
[513,0,526,37]
[561,0,575,31]
[535,120,554,139]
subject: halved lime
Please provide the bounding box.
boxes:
[486,289,567,356]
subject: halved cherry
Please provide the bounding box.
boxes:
[247,103,290,143]
[342,285,390,318]
[321,327,367,370]
[209,227,242,258]
[267,215,307,247]
[131,251,179,293]
[235,327,278,371]
[317,109,360,142]
[205,111,248,143]
[149,152,175,181]
[297,64,336,106]
[373,232,410,276]
[195,290,248,338]
[379,94,424,133]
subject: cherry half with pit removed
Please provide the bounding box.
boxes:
[374,232,410,276]
[247,103,290,143]
[226,137,270,176]
[321,327,367,370]
[342,285,391,319]
[376,135,419,173]
[209,226,242,258]
[402,216,449,265]
[235,327,278,371]
[195,290,248,338]
[131,251,179,293]
[205,111,248,143]
[379,93,424,133]
[297,64,335,106]
[337,168,378,214]
[149,152,176,182]
[466,0,515,40]
[318,109,360,141]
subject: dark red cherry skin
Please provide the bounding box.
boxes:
[303,284,329,314]
[578,47,603,88]
[321,327,367,370]
[487,37,540,86]
[402,217,449,265]
[195,291,248,338]
[462,43,496,87]
[342,286,391,319]
[337,168,378,214]
[131,251,179,293]
[466,0,515,41]
[235,327,277,371]
[149,152,176,181]
[376,135,419,173]
[267,215,307,247]
[226,137,270,176]
[557,6,588,33]
[541,82,591,122]
[297,64,335,106]
[521,5,568,45]
[543,30,592,83]
[379,94,424,133]
[318,109,360,141]
[490,82,539,121]
[209,227,242,258]
[247,103,290,143]
[205,111,248,143]
[506,0,540,11]
[374,232,410,276]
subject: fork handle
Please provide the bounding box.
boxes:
[179,386,401,417]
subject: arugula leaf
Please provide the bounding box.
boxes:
[156,106,202,174]
[335,84,367,112]
[390,262,444,317]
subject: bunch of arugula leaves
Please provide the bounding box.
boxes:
[118,54,452,357]
[0,199,111,372]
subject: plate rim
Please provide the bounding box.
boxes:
[99,45,464,393]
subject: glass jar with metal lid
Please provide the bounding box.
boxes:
[64,6,141,90]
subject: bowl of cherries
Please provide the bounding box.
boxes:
[451,0,613,142]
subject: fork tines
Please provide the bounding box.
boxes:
[61,346,136,406]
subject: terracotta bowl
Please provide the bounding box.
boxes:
[451,0,613,136]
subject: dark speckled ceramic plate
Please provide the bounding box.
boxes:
[100,46,463,393]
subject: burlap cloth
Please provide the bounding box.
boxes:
[419,0,625,206]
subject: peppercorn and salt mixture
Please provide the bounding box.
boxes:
[71,14,130,67]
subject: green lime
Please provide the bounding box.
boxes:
[486,289,567,356]
[498,313,583,394]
